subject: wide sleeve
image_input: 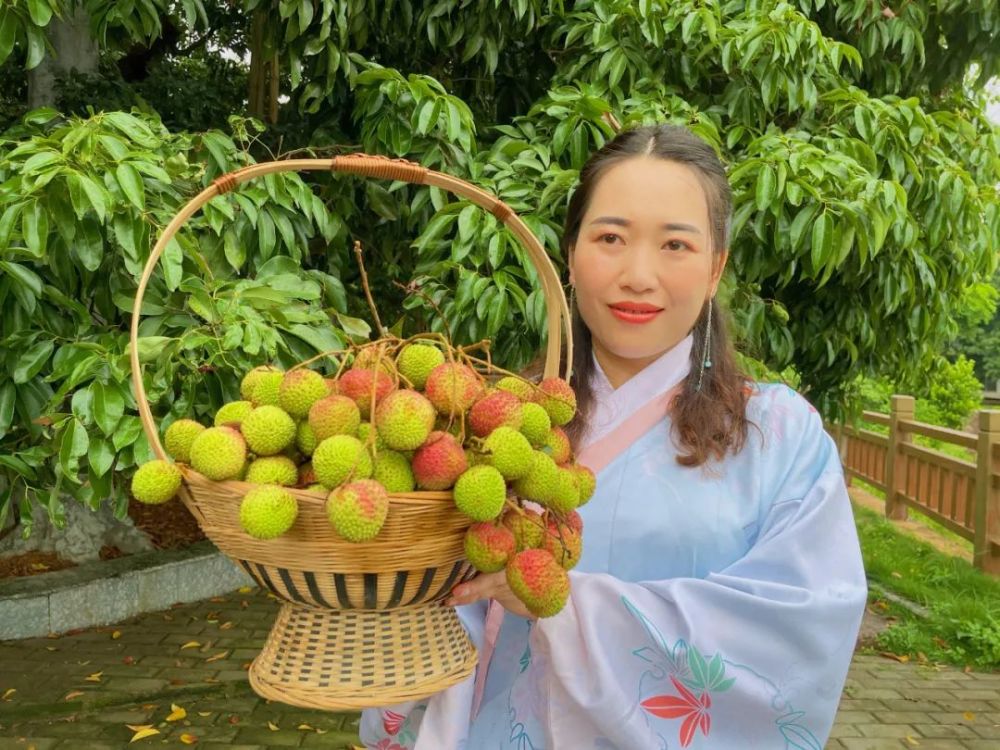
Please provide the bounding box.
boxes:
[530,391,867,749]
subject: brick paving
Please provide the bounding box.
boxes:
[1,587,998,749]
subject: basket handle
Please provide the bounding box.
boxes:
[130,154,573,462]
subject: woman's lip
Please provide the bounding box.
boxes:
[609,302,663,313]
[608,306,662,324]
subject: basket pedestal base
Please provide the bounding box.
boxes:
[247,602,479,710]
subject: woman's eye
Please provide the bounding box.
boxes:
[599,233,620,244]
[665,240,688,252]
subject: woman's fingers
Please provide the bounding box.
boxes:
[446,571,504,606]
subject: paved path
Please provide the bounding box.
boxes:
[1,588,998,749]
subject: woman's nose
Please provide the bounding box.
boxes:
[618,246,658,293]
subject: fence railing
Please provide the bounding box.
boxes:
[831,395,1000,574]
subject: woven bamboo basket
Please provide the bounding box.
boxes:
[128,154,572,711]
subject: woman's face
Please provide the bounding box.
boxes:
[569,156,727,379]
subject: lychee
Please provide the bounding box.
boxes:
[352,343,397,374]
[464,522,516,573]
[279,369,329,419]
[312,434,373,489]
[535,377,576,426]
[396,342,445,388]
[453,465,507,521]
[241,365,281,401]
[163,419,205,463]
[512,451,560,504]
[424,362,483,417]
[506,548,570,617]
[502,508,545,551]
[373,450,416,493]
[189,426,247,480]
[494,375,535,401]
[241,405,296,456]
[542,517,582,570]
[544,426,572,465]
[519,402,552,446]
[214,400,253,428]
[411,431,468,490]
[296,421,317,456]
[468,390,523,437]
[326,479,389,542]
[337,368,395,418]
[482,426,534,480]
[131,460,182,505]
[244,456,299,486]
[239,486,298,539]
[543,467,580,513]
[570,464,596,505]
[247,368,283,407]
[308,395,361,441]
[374,390,436,451]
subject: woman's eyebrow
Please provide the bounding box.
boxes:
[588,216,702,234]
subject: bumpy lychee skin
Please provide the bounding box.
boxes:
[535,377,576,426]
[544,426,572,465]
[356,421,388,451]
[411,431,468,490]
[239,486,298,540]
[396,342,445,389]
[325,378,339,396]
[506,548,570,618]
[464,522,516,573]
[512,451,560,504]
[247,369,284,407]
[374,390,436,451]
[241,365,281,401]
[131,460,182,505]
[312,434,373,489]
[482,426,534,480]
[241,405,296,456]
[189,426,247,481]
[542,467,580,513]
[296,421,317,456]
[337,368,395,419]
[373,450,416,493]
[469,390,523,438]
[495,375,535,401]
[352,344,397,375]
[244,456,299,486]
[570,464,596,505]
[453,465,507,521]
[502,508,545,551]
[163,419,205,463]
[279,369,329,419]
[424,363,483,416]
[564,509,584,534]
[214,400,253,428]
[308,395,361,441]
[519,402,552,447]
[326,479,389,542]
[543,517,583,570]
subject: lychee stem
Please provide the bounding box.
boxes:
[354,240,386,336]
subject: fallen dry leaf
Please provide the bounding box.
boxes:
[45,646,57,652]
[241,662,252,670]
[890,571,903,578]
[197,711,212,717]
[84,672,103,682]
[179,734,197,745]
[180,641,201,650]
[209,597,226,603]
[128,725,160,743]
[2,688,16,700]
[30,562,49,571]
[219,621,234,630]
[166,704,187,722]
[168,679,186,686]
[963,711,976,721]
[880,652,909,663]
[238,586,252,593]
[297,723,314,730]
[267,721,279,731]
[140,703,157,710]
[904,735,920,746]
[162,614,173,621]
[64,691,85,701]
[112,631,121,639]
[205,651,230,663]
[203,677,219,683]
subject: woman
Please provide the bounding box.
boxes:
[359,124,867,749]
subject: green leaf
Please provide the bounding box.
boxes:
[113,416,143,452]
[789,203,820,251]
[810,211,833,272]
[26,0,53,28]
[0,382,15,439]
[135,336,173,363]
[22,202,48,258]
[59,419,90,476]
[13,340,53,384]
[755,165,776,212]
[93,381,125,436]
[0,10,17,65]
[116,163,145,211]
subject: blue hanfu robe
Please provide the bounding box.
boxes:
[359,336,867,749]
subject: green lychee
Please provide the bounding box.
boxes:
[519,402,552,446]
[239,486,298,539]
[542,517,582,570]
[245,456,299,486]
[163,419,205,463]
[247,369,284,407]
[512,451,560,504]
[189,426,247,480]
[396,342,445,388]
[373,450,416,493]
[543,467,580,513]
[411,431,467,490]
[308,395,361,441]
[241,365,281,401]
[357,421,388,451]
[214,400,253,428]
[469,390,523,437]
[453,465,507,521]
[326,479,389,542]
[482,426,534,480]
[131,460,182,505]
[312,434,373,489]
[495,375,535,401]
[535,377,576,426]
[241,405,296,456]
[502,508,545,551]
[424,362,483,417]
[571,464,596,505]
[374,389,435,451]
[279,369,329,419]
[296,421,317,456]
[506,548,570,617]
[464,522,516,573]
[544,426,572,465]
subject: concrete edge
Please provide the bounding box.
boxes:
[0,541,255,641]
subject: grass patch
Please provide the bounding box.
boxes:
[853,502,1000,670]
[853,478,973,553]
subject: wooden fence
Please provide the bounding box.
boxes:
[832,395,1000,574]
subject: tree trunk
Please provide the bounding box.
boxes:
[247,9,280,125]
[27,5,100,109]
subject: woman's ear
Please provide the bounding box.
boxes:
[709,249,729,296]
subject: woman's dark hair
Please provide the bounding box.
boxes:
[562,124,751,467]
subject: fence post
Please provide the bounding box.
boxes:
[973,409,1000,574]
[884,395,914,520]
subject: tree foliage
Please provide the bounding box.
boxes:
[0,0,998,529]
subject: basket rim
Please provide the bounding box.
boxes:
[129,153,573,464]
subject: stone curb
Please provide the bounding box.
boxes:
[0,541,254,640]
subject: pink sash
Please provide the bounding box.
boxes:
[469,385,681,721]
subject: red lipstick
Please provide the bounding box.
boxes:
[608,301,663,324]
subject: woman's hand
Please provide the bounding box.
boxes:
[446,571,535,620]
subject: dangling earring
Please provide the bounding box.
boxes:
[695,297,713,392]
[568,284,576,313]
